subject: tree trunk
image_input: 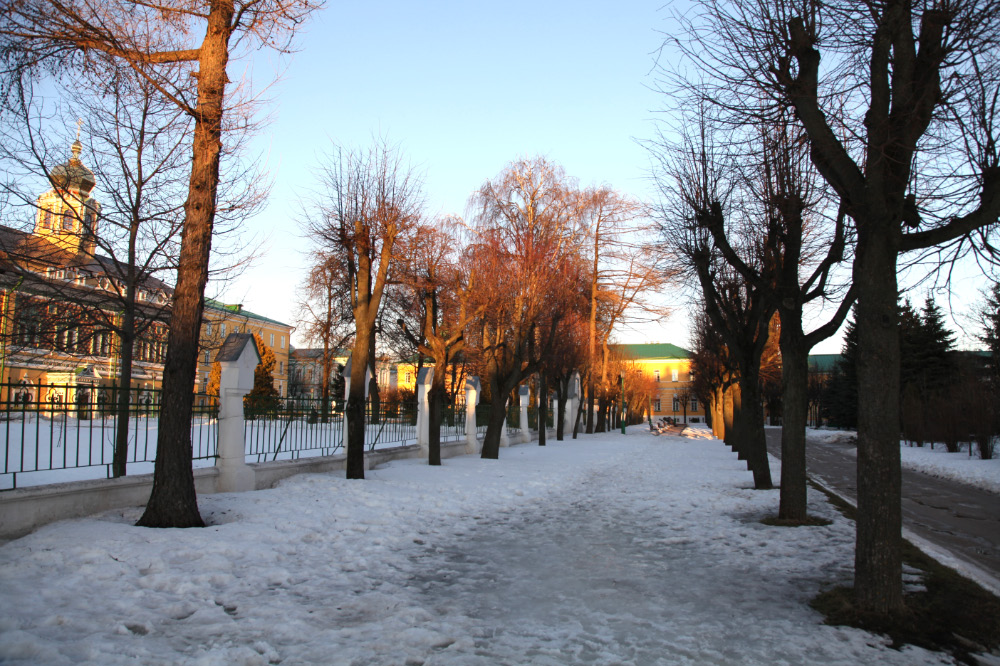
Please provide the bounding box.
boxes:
[595,395,607,433]
[738,375,772,489]
[585,375,595,433]
[555,374,567,441]
[346,318,371,479]
[428,361,446,465]
[853,228,903,614]
[480,399,507,459]
[778,325,809,521]
[112,326,134,477]
[137,1,233,528]
[537,374,547,446]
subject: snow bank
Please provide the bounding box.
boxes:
[0,427,955,665]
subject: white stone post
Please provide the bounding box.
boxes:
[415,367,433,456]
[519,385,530,443]
[216,334,260,493]
[464,376,480,455]
[565,371,580,434]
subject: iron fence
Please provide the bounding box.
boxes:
[363,398,417,451]
[244,396,345,462]
[0,383,217,490]
[506,400,520,436]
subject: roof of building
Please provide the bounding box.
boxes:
[615,343,691,360]
[203,298,291,328]
[0,224,172,293]
[808,354,841,372]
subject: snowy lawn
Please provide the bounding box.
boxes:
[0,426,962,665]
[807,427,1000,495]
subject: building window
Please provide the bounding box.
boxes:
[405,372,411,383]
[690,396,699,411]
[270,333,275,347]
[279,361,284,375]
[206,323,213,336]
[653,399,661,412]
[654,370,660,382]
[672,396,680,412]
[204,351,210,364]
[280,335,286,349]
[220,323,226,336]
[62,209,74,230]
[41,209,52,229]
[671,369,679,382]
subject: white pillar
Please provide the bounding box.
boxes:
[216,334,259,493]
[519,385,530,443]
[416,367,433,457]
[465,376,480,455]
[565,371,580,434]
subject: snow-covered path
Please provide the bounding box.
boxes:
[0,427,955,665]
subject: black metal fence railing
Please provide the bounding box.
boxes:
[363,398,417,451]
[506,400,520,436]
[0,383,218,490]
[243,396,345,462]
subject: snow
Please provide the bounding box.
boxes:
[807,427,1000,495]
[0,426,963,665]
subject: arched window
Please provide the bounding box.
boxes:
[41,209,53,229]
[62,209,74,231]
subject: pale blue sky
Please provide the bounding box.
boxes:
[220,1,691,347]
[217,2,988,353]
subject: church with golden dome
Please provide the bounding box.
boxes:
[0,138,292,405]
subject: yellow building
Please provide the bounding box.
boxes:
[616,343,705,424]
[0,139,292,401]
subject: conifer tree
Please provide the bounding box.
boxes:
[978,283,1000,389]
[245,332,279,413]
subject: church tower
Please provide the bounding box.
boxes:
[34,135,101,256]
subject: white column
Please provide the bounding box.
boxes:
[217,336,259,493]
[519,385,530,443]
[464,376,480,455]
[565,371,580,434]
[415,368,433,457]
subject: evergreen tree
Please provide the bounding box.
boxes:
[977,283,1000,389]
[898,297,923,396]
[917,295,956,394]
[824,308,858,428]
[245,332,279,413]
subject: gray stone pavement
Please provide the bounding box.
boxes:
[764,427,1000,592]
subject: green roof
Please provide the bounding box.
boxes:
[204,298,291,328]
[808,354,842,372]
[614,343,691,360]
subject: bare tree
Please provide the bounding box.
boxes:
[295,250,354,421]
[654,118,775,489]
[395,218,482,464]
[303,139,423,479]
[659,0,1000,616]
[468,157,584,458]
[2,0,319,526]
[579,187,670,433]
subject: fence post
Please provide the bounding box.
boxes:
[519,385,530,443]
[216,334,259,493]
[565,371,579,433]
[416,367,433,456]
[465,376,480,455]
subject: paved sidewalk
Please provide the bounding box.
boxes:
[765,428,1000,593]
